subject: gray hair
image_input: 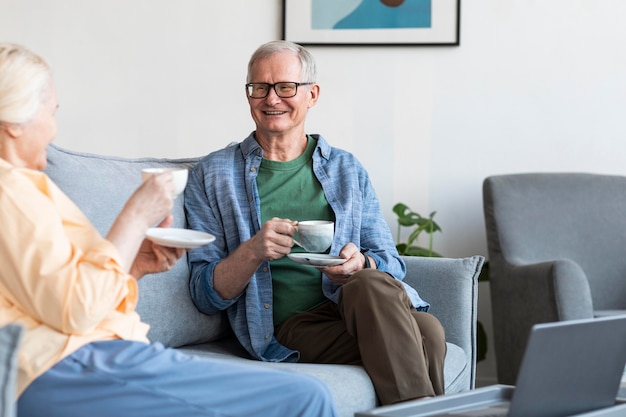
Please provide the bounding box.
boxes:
[0,43,52,124]
[246,40,317,83]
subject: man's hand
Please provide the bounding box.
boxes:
[320,243,374,285]
[212,217,297,299]
[247,217,298,262]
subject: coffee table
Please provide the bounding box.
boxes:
[355,385,626,417]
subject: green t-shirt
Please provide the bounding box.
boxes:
[257,136,334,327]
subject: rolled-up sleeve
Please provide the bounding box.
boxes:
[185,149,249,314]
[0,169,138,335]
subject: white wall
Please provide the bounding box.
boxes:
[3,0,626,385]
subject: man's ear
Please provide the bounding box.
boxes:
[307,84,320,108]
[0,122,22,139]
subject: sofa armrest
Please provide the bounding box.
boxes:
[0,324,23,417]
[401,255,483,388]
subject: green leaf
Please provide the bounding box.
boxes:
[477,320,488,362]
[396,243,409,255]
[392,203,410,217]
[478,261,490,282]
[393,202,442,258]
[401,245,442,257]
[405,246,432,257]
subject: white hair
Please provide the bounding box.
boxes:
[246,40,317,83]
[0,43,52,124]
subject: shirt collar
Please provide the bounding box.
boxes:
[240,132,332,161]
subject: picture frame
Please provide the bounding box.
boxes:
[282,0,460,46]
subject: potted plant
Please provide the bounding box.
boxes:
[392,202,442,257]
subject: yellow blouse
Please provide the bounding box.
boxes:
[0,158,149,396]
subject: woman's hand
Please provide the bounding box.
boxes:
[107,171,176,274]
[130,171,176,229]
[129,215,186,279]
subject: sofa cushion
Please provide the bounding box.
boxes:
[180,337,465,416]
[44,144,228,348]
[0,324,23,417]
[402,255,482,391]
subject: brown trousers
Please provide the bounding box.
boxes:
[275,269,446,405]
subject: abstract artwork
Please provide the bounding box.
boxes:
[283,0,460,46]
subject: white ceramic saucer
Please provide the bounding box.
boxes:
[146,228,215,249]
[287,253,347,267]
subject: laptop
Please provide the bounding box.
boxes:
[358,315,626,417]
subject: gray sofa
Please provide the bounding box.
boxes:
[40,144,483,417]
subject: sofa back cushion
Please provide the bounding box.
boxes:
[44,144,227,347]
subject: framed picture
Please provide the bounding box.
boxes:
[282,0,460,46]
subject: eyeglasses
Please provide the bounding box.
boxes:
[245,82,314,99]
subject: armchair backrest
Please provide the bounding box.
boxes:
[484,173,626,311]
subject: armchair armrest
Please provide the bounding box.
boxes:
[490,258,594,383]
[498,258,594,322]
[401,255,483,388]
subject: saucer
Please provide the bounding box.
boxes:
[287,253,347,267]
[146,228,215,249]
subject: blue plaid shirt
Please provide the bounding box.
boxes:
[185,133,429,363]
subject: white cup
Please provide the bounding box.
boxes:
[293,220,334,253]
[141,167,188,197]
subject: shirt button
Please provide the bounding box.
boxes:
[263,267,268,272]
[265,334,270,340]
[250,167,256,172]
[264,303,270,309]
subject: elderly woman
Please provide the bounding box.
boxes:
[0,43,337,417]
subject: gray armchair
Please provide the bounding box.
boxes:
[483,173,626,385]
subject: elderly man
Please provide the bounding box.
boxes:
[185,40,446,405]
